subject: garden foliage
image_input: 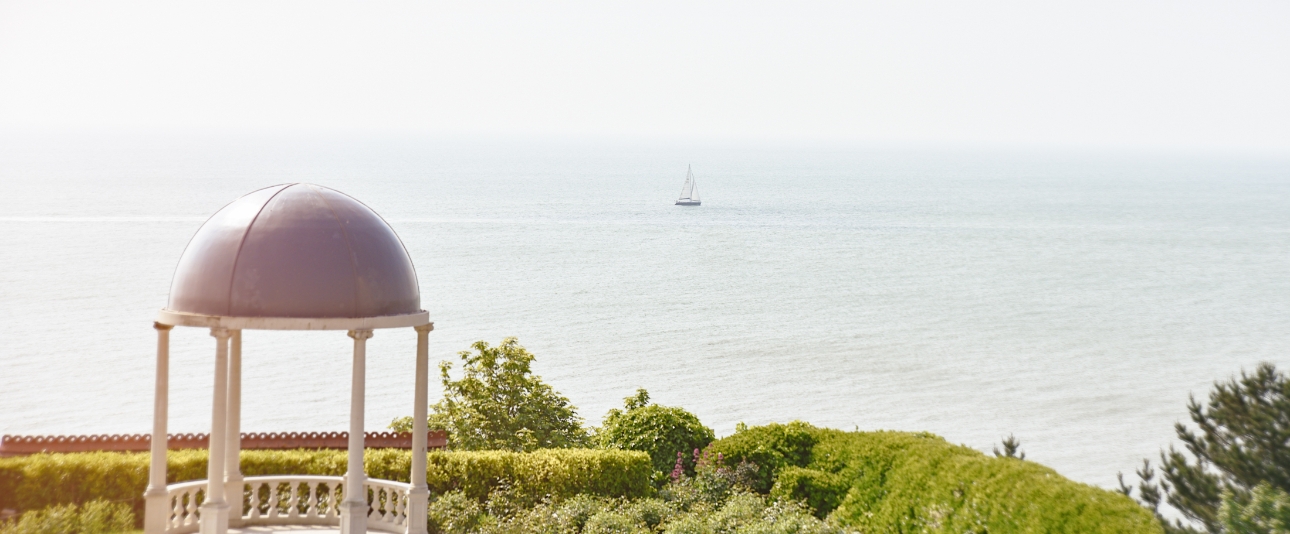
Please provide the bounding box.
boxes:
[425,466,840,534]
[0,448,651,523]
[594,388,715,481]
[1,424,1164,533]
[708,422,1163,533]
[0,499,134,534]
[391,337,589,451]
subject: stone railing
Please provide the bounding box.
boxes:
[165,475,410,533]
[0,430,448,456]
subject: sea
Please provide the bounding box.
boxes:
[1,133,1288,492]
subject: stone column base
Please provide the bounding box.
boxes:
[143,489,169,534]
[198,502,229,534]
[406,487,429,534]
[339,499,368,534]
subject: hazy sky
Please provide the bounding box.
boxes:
[1,1,1287,151]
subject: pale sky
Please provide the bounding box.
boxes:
[1,1,1287,151]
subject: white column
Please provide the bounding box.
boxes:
[341,329,373,534]
[200,327,231,534]
[144,322,173,534]
[225,329,244,526]
[407,323,433,534]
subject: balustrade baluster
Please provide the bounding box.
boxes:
[366,485,375,520]
[306,481,319,518]
[170,494,182,529]
[382,488,393,522]
[398,491,408,524]
[184,490,198,526]
[247,482,261,519]
[288,482,301,518]
[327,482,338,519]
[266,483,281,519]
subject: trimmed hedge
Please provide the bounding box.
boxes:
[0,448,652,521]
[708,422,1163,534]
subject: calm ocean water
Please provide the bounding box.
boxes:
[1,134,1287,491]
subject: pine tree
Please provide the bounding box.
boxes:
[993,434,1025,460]
[1123,363,1290,533]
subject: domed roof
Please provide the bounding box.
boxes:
[166,183,421,319]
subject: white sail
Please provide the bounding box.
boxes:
[676,164,702,205]
[679,165,695,200]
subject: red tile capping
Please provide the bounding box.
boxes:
[0,430,448,457]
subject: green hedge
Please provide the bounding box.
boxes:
[707,422,1163,534]
[0,448,652,521]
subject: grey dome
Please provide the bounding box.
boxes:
[167,184,421,319]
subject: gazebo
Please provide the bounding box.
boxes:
[144,184,433,534]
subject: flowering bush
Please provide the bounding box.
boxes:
[661,448,760,510]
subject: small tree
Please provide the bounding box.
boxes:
[595,388,715,482]
[390,337,588,451]
[993,434,1025,460]
[1121,363,1290,533]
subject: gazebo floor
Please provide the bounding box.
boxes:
[229,527,340,533]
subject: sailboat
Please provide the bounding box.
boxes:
[675,165,702,206]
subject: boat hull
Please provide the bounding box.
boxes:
[675,200,701,206]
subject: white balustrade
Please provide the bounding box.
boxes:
[365,478,411,530]
[165,481,205,534]
[163,475,412,533]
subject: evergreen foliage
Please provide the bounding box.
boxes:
[391,338,589,451]
[1219,483,1290,534]
[1121,363,1290,533]
[993,434,1025,460]
[594,388,715,482]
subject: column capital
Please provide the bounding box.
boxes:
[210,327,231,339]
[347,329,374,340]
[154,322,174,331]
[414,323,435,334]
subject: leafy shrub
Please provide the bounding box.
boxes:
[702,421,820,493]
[392,337,589,451]
[769,466,849,518]
[583,509,650,534]
[0,499,134,534]
[655,492,840,534]
[595,389,715,483]
[0,447,651,523]
[423,487,838,534]
[428,490,489,534]
[709,423,1163,533]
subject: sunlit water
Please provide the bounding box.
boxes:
[1,134,1288,492]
